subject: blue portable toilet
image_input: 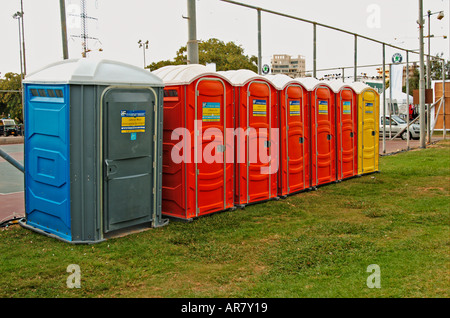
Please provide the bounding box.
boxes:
[21,59,167,243]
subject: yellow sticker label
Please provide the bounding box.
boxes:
[289,100,300,116]
[318,100,328,114]
[343,101,351,114]
[253,99,267,117]
[202,102,221,122]
[121,110,146,133]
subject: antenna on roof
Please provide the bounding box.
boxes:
[70,0,101,58]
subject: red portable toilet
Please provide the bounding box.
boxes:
[219,70,278,207]
[265,74,310,197]
[329,81,358,181]
[153,64,234,220]
[296,77,336,187]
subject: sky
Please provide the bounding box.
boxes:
[0,0,449,79]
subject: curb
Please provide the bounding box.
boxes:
[0,136,24,145]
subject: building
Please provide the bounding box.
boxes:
[376,63,418,87]
[271,54,306,78]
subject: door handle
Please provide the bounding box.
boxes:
[105,160,118,179]
[327,134,332,141]
[350,132,354,138]
[371,131,376,136]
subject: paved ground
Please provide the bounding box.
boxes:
[0,135,446,224]
[0,142,24,223]
[379,136,444,155]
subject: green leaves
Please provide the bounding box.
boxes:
[147,38,257,72]
[0,72,22,122]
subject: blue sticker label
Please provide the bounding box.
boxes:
[130,132,137,140]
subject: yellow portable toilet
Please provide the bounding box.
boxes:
[350,82,379,175]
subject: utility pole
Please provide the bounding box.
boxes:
[419,0,426,148]
[186,0,199,64]
[60,0,69,59]
[257,9,262,75]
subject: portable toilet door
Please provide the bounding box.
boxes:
[265,74,309,197]
[297,78,336,187]
[219,70,278,206]
[153,64,234,220]
[330,81,358,181]
[21,59,167,243]
[351,82,380,175]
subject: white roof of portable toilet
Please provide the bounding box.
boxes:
[294,77,321,91]
[264,74,303,90]
[348,81,372,94]
[23,58,164,86]
[218,69,269,86]
[152,64,229,85]
[327,80,356,93]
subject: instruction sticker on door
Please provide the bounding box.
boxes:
[121,110,146,133]
[318,100,328,115]
[343,101,351,114]
[289,100,300,116]
[365,102,373,114]
[253,99,267,117]
[202,102,221,122]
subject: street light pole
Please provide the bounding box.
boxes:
[20,0,26,75]
[12,12,23,80]
[138,40,149,69]
[427,10,431,143]
[425,10,444,143]
[419,0,426,148]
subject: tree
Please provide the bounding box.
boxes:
[428,52,449,81]
[0,73,23,122]
[147,38,257,72]
[402,68,420,95]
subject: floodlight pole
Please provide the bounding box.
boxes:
[419,0,426,148]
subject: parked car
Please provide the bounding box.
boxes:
[0,118,19,136]
[379,115,420,140]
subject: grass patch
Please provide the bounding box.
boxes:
[0,141,449,298]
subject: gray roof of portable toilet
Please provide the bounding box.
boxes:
[23,58,164,86]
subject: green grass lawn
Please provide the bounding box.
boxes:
[1,141,449,298]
